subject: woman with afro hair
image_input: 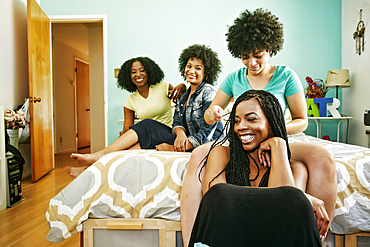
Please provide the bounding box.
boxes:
[67,56,186,176]
[149,44,224,152]
[181,8,336,245]
[189,90,322,247]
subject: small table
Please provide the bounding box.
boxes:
[308,117,352,143]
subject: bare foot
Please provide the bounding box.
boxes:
[70,153,100,166]
[156,143,175,151]
[64,166,88,178]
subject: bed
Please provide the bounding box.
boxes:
[45,133,370,246]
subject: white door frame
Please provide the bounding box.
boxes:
[0,106,6,211]
[49,15,108,150]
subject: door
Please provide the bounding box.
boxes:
[27,0,54,181]
[76,59,91,149]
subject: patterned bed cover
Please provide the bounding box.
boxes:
[46,133,370,243]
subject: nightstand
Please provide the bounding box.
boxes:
[308,117,352,143]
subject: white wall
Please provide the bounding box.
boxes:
[0,0,31,178]
[342,0,370,147]
[53,38,89,153]
[0,0,29,110]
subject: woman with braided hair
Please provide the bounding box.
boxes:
[189,90,322,247]
[181,8,336,245]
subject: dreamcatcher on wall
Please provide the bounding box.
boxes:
[353,9,366,55]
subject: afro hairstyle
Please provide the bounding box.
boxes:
[178,44,222,85]
[226,8,284,58]
[117,57,164,93]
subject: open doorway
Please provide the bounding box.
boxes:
[50,16,107,155]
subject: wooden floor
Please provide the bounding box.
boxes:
[0,150,89,247]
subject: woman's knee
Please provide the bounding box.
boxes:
[290,143,335,170]
[308,146,335,176]
[310,144,334,164]
[188,143,212,170]
[130,119,152,132]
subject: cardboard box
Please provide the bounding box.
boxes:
[83,218,182,247]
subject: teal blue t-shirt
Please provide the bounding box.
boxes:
[219,66,303,113]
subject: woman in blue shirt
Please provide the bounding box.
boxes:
[146,44,223,152]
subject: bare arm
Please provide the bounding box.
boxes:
[122,106,135,134]
[285,91,308,135]
[168,83,187,103]
[204,89,232,125]
[202,146,229,195]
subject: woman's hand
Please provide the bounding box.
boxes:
[174,132,188,152]
[169,83,186,103]
[305,193,330,241]
[258,147,271,168]
[258,137,287,168]
[204,89,232,125]
[207,105,224,123]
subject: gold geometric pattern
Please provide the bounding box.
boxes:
[288,133,370,234]
[46,150,190,243]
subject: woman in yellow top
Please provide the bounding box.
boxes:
[66,57,185,177]
[119,57,181,133]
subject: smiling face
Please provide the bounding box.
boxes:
[234,98,271,152]
[130,61,148,89]
[241,50,271,76]
[184,57,205,86]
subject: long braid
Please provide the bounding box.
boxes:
[200,90,290,187]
